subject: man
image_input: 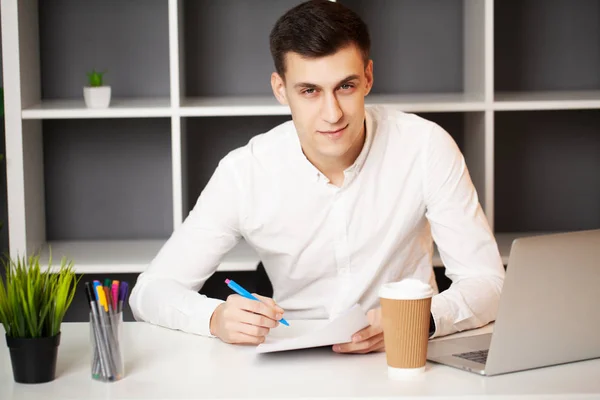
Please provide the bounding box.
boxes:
[130,0,505,354]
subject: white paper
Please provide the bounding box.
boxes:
[256,304,370,354]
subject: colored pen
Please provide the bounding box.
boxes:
[86,282,111,380]
[111,280,120,311]
[225,279,289,326]
[118,281,129,313]
[95,285,118,379]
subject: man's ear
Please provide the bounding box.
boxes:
[364,60,374,96]
[271,72,288,105]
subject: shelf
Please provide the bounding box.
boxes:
[180,97,290,117]
[366,93,485,112]
[179,93,485,117]
[39,240,167,274]
[494,91,600,111]
[22,98,172,119]
[39,239,261,274]
[433,232,560,268]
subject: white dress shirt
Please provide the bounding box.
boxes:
[129,105,505,339]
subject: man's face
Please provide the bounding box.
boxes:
[271,44,373,167]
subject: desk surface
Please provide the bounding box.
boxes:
[1,321,599,400]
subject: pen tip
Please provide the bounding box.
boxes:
[225,279,230,284]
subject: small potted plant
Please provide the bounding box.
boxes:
[83,69,111,108]
[0,253,79,383]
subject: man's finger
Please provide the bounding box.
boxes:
[334,333,384,353]
[353,338,385,354]
[229,295,280,320]
[233,321,270,338]
[235,308,279,328]
[254,294,285,314]
[230,331,266,345]
[352,324,382,343]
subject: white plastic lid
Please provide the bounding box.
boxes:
[379,279,434,300]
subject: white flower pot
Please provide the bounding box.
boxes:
[83,86,111,108]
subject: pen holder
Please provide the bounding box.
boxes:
[89,311,125,382]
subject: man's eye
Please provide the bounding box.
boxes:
[304,88,316,94]
[340,84,354,90]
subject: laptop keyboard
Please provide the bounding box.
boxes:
[453,349,489,365]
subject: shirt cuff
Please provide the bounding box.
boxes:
[186,297,225,338]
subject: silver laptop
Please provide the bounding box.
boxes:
[427,229,600,376]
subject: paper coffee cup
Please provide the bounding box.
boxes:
[379,279,433,380]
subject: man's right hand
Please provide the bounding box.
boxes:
[209,293,285,344]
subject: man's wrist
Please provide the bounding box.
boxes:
[209,304,222,337]
[428,312,436,337]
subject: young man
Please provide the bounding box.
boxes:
[130,0,505,354]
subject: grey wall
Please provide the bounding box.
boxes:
[39,0,170,98]
[43,119,173,240]
[341,0,463,94]
[184,0,463,96]
[495,0,600,92]
[184,0,305,97]
[495,110,600,232]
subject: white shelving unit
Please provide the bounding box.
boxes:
[2,0,599,274]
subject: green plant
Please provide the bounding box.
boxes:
[0,253,80,338]
[86,69,107,87]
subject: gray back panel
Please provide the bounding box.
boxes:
[184,0,305,97]
[43,118,173,240]
[341,0,463,94]
[39,0,170,98]
[495,0,600,91]
[494,110,600,232]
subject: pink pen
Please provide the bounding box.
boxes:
[111,281,120,311]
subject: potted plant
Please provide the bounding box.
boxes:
[83,69,111,108]
[0,253,79,383]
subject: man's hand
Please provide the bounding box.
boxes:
[333,307,385,354]
[209,293,284,345]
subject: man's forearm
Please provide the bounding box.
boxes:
[130,276,224,337]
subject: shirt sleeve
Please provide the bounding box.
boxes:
[129,155,244,337]
[422,123,505,338]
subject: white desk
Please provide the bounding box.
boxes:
[1,322,599,400]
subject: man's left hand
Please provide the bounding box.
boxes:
[333,307,385,354]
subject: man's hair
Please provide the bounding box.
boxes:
[269,0,371,79]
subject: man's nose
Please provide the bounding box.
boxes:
[321,93,343,124]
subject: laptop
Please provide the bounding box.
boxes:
[427,229,600,376]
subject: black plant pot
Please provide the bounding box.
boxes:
[5,333,61,384]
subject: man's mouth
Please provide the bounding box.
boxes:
[318,124,348,138]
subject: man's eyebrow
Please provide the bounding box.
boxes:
[293,74,360,89]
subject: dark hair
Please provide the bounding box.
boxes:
[269,0,371,79]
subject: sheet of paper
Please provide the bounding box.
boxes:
[256,304,370,354]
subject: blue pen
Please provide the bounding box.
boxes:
[225,279,289,326]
